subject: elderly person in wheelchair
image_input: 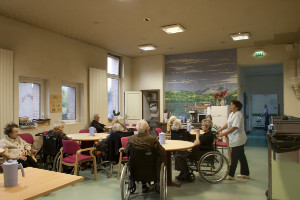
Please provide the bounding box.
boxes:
[120,120,167,199]
[175,119,215,181]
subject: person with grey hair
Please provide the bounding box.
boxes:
[171,119,182,131]
[124,120,166,193]
[91,114,106,133]
[167,116,176,134]
[112,117,128,131]
[47,120,70,148]
[175,119,215,181]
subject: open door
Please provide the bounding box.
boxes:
[125,91,142,125]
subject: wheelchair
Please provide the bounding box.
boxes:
[185,145,229,183]
[36,133,74,174]
[120,147,167,200]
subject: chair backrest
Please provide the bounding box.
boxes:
[79,129,89,133]
[155,128,163,136]
[171,129,191,141]
[129,147,159,182]
[42,134,60,156]
[19,133,34,145]
[62,140,81,155]
[123,123,129,126]
[132,124,136,127]
[121,136,130,148]
[42,131,49,136]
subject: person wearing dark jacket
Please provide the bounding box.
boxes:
[91,114,106,133]
[175,119,215,181]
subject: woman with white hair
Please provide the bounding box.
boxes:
[167,116,177,134]
[171,119,191,141]
[47,121,70,147]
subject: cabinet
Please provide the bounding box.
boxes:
[141,90,160,127]
[211,106,230,127]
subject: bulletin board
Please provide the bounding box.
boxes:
[50,95,62,113]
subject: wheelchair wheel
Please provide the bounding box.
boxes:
[198,151,229,183]
[120,163,131,200]
[160,163,167,200]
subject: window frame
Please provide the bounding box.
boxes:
[107,54,121,118]
[61,82,80,123]
[19,77,45,120]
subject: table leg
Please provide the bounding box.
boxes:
[166,151,181,187]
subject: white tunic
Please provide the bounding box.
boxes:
[0,136,31,160]
[227,111,247,147]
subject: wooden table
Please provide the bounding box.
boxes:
[162,140,194,187]
[107,126,136,130]
[0,167,84,200]
[67,133,109,141]
[190,130,204,135]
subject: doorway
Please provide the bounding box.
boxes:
[240,64,283,147]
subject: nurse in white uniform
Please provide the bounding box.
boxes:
[216,100,250,180]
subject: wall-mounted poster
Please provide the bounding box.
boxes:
[165,49,238,119]
[50,95,62,113]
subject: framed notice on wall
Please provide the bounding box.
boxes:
[50,95,62,113]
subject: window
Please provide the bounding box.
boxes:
[19,82,40,120]
[62,86,76,120]
[107,55,120,118]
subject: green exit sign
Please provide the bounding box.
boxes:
[254,51,264,57]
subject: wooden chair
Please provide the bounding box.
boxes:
[18,133,39,162]
[117,136,130,179]
[59,140,97,180]
[216,136,231,165]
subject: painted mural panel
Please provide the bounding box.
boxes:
[165,49,237,119]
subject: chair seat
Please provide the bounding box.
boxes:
[122,156,129,160]
[216,141,227,147]
[62,154,93,163]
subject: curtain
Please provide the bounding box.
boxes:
[0,49,13,139]
[89,68,108,124]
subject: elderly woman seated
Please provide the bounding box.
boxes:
[111,117,128,131]
[174,119,215,181]
[0,122,38,168]
[47,121,70,148]
[170,119,191,141]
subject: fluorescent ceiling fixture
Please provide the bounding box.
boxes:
[230,32,250,41]
[161,24,185,34]
[138,44,156,51]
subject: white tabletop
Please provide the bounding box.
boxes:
[162,140,194,151]
[67,133,109,141]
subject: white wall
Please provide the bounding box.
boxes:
[0,15,132,137]
[131,55,165,122]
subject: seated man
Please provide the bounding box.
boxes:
[171,119,191,141]
[124,120,167,192]
[0,122,38,168]
[47,121,70,149]
[91,114,106,133]
[175,119,215,181]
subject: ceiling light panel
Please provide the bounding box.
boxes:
[230,32,250,41]
[138,44,156,51]
[161,24,185,34]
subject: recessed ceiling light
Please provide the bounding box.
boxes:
[230,32,250,41]
[138,44,157,51]
[161,24,185,34]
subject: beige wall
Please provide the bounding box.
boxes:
[0,15,132,137]
[131,55,165,122]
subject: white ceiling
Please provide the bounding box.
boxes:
[0,0,300,57]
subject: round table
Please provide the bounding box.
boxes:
[190,130,204,135]
[67,133,109,141]
[162,140,194,187]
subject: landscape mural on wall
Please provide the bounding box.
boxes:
[165,48,238,119]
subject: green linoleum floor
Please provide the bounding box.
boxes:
[38,146,268,200]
